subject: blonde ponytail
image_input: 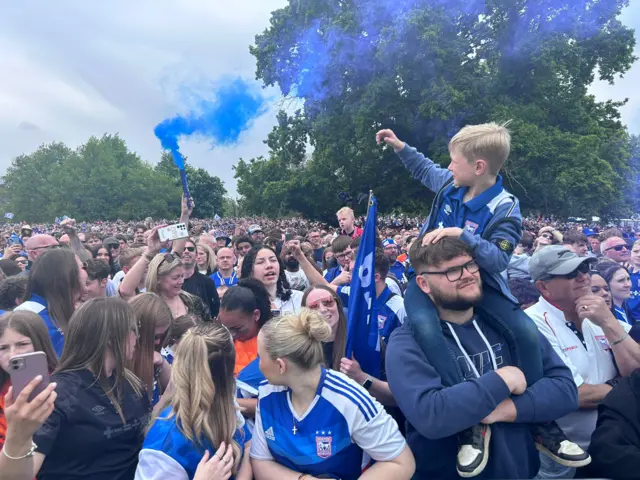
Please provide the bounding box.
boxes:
[261,308,330,370]
[161,323,241,473]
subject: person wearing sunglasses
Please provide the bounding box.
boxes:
[600,236,631,265]
[24,234,59,267]
[527,245,639,478]
[178,238,220,320]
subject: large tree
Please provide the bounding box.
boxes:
[244,0,637,219]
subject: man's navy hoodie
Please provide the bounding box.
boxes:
[386,320,578,479]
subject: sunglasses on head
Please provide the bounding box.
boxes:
[161,252,181,265]
[544,261,591,280]
[605,244,629,252]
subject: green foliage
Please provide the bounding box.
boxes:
[3,135,225,222]
[155,152,226,218]
[241,0,637,219]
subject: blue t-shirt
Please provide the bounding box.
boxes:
[137,406,250,480]
[627,270,640,322]
[613,305,632,325]
[250,369,406,480]
[210,271,239,288]
[389,261,405,283]
[324,266,343,283]
[15,294,64,357]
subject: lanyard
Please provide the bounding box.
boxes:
[446,319,498,379]
[216,271,236,286]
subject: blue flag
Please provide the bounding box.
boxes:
[345,194,380,378]
[3,213,13,219]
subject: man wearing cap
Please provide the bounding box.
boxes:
[248,224,264,245]
[526,245,640,478]
[383,238,406,285]
[103,236,121,270]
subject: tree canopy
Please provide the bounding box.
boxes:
[241,0,637,219]
[2,135,226,222]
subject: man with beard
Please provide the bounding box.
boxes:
[179,238,220,318]
[386,237,580,479]
[281,244,309,291]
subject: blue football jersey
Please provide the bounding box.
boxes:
[250,369,406,480]
[136,407,250,480]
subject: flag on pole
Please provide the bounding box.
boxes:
[4,213,14,219]
[214,214,221,221]
[345,192,380,378]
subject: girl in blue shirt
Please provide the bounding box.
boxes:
[136,322,252,480]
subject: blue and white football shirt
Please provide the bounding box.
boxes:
[136,406,250,480]
[250,369,406,480]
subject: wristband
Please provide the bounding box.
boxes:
[2,441,37,460]
[610,332,629,346]
[605,378,619,388]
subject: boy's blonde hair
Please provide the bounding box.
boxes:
[449,121,512,175]
[336,207,354,219]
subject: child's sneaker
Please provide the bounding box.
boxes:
[457,424,491,477]
[532,422,591,467]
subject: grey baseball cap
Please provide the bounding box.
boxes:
[529,245,596,282]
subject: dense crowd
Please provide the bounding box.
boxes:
[1,122,640,480]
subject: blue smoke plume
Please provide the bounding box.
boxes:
[154,77,270,169]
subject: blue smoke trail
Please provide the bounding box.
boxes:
[154,76,270,167]
[154,77,269,204]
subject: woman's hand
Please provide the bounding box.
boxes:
[146,225,166,254]
[193,442,234,480]
[4,377,57,446]
[340,356,367,384]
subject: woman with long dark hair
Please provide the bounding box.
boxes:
[240,246,302,315]
[15,248,87,356]
[301,285,347,371]
[136,323,252,479]
[91,245,118,278]
[129,293,173,405]
[27,297,149,479]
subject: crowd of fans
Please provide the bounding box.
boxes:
[2,121,640,480]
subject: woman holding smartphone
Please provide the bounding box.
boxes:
[29,297,149,480]
[0,311,58,450]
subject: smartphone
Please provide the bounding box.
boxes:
[9,352,50,401]
[158,223,189,242]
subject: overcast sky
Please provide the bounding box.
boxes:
[1,1,638,197]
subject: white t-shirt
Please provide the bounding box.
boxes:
[285,269,310,291]
[526,296,631,449]
[273,290,304,315]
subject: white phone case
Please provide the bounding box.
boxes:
[158,223,189,242]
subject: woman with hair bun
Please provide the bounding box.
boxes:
[250,309,415,480]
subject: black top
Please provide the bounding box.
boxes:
[182,271,219,319]
[34,369,150,480]
[583,369,640,478]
